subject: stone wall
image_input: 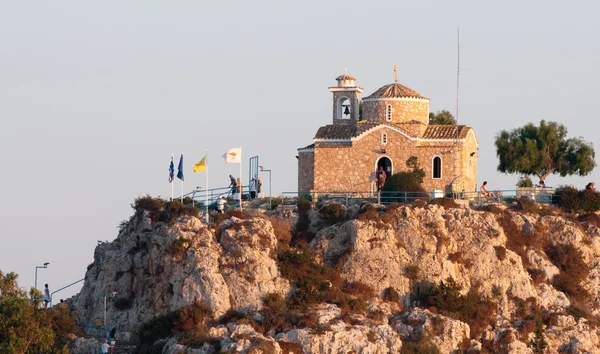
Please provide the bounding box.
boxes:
[362,99,429,125]
[298,150,314,192]
[312,128,476,193]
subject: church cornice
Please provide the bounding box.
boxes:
[361,97,429,103]
[328,86,364,93]
[313,124,471,144]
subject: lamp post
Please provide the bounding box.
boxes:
[103,291,118,336]
[259,166,272,210]
[34,262,50,289]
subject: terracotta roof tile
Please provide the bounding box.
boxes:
[364,83,427,100]
[314,125,356,140]
[422,125,470,139]
[335,74,356,81]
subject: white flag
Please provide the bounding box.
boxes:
[222,148,242,163]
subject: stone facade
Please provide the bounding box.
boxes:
[298,72,478,194]
[298,148,315,192]
[362,98,430,125]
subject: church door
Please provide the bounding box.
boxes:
[377,157,392,176]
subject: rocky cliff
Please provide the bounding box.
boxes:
[72,201,600,353]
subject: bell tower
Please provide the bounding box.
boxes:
[328,70,363,125]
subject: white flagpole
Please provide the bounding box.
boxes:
[180,153,184,202]
[171,151,174,201]
[239,147,243,211]
[205,151,209,224]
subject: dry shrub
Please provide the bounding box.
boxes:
[248,340,278,354]
[318,203,346,223]
[545,243,590,302]
[357,204,380,221]
[429,198,460,209]
[413,199,427,208]
[494,246,507,261]
[511,296,537,320]
[343,281,375,298]
[261,216,292,245]
[563,303,600,327]
[497,212,530,267]
[132,195,166,223]
[415,278,497,339]
[168,237,189,258]
[383,287,400,303]
[404,264,420,281]
[367,330,378,343]
[578,213,600,228]
[275,245,372,325]
[527,268,546,285]
[517,198,553,216]
[277,341,302,353]
[447,252,464,264]
[483,204,504,214]
[293,200,314,245]
[401,340,440,354]
[356,204,390,229]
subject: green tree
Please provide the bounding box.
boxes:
[0,271,55,353]
[495,120,595,183]
[429,110,456,125]
[383,157,426,194]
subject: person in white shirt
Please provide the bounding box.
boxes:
[217,196,226,213]
[101,339,110,354]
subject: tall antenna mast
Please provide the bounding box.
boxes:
[456,27,460,125]
[454,27,461,181]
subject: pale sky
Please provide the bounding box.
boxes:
[1,0,599,300]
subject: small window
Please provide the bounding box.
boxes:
[433,156,442,179]
[381,133,387,144]
[386,104,392,121]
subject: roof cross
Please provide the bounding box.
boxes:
[393,64,398,83]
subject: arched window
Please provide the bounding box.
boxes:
[386,104,392,121]
[381,133,387,144]
[432,156,442,179]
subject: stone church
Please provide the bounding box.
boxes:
[297,68,479,195]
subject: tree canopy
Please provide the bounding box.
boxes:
[0,270,74,354]
[494,120,595,182]
[429,110,457,125]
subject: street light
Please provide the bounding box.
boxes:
[103,291,118,336]
[34,262,50,289]
[259,166,272,210]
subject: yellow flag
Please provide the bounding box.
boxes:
[193,156,206,172]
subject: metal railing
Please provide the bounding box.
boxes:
[177,185,250,208]
[277,188,559,208]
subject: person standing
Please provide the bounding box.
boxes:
[376,166,387,191]
[249,178,257,199]
[101,339,110,354]
[258,177,262,197]
[43,284,50,309]
[228,175,237,196]
[217,196,226,213]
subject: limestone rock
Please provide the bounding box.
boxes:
[69,337,101,354]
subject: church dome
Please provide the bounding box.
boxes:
[364,83,427,100]
[335,74,356,81]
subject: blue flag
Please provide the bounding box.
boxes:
[177,154,184,181]
[169,156,174,183]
